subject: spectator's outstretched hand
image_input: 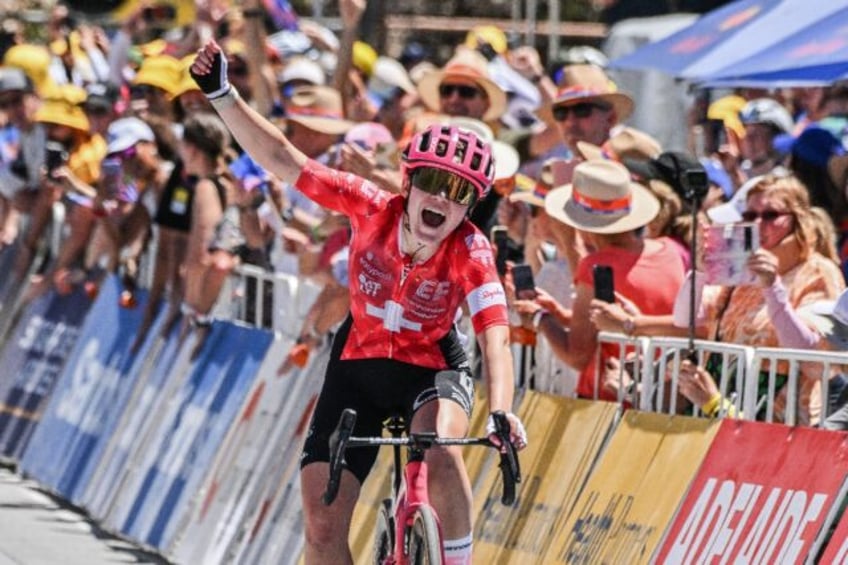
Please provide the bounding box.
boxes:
[677,360,718,407]
[339,0,366,28]
[747,248,779,287]
[190,40,231,99]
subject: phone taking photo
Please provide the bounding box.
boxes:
[512,264,536,299]
[593,264,615,303]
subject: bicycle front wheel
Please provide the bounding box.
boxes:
[408,506,442,565]
[373,498,395,564]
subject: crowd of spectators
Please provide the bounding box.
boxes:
[0,1,845,426]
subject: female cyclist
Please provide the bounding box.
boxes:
[191,40,527,565]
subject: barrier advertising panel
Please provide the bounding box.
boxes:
[474,394,621,564]
[654,420,848,564]
[0,287,93,459]
[541,411,718,564]
[820,506,848,564]
[19,276,152,498]
[118,322,272,550]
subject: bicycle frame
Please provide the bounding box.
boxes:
[323,409,521,565]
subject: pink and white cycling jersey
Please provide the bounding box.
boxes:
[296,159,508,369]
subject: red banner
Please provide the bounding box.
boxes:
[655,420,848,564]
[819,504,848,564]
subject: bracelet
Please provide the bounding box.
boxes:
[622,316,636,336]
[209,87,240,109]
[531,309,548,331]
[530,73,544,84]
[700,393,724,417]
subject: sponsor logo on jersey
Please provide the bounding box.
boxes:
[358,274,382,297]
[415,280,451,301]
[467,282,507,316]
[466,232,495,266]
[358,251,391,281]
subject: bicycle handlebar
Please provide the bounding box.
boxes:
[321,409,521,507]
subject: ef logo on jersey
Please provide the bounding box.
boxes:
[415,280,450,301]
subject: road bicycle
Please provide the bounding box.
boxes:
[323,408,521,564]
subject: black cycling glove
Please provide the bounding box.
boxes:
[190,48,231,100]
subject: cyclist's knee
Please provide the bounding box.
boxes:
[426,444,465,474]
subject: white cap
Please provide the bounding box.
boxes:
[278,57,326,86]
[106,117,155,154]
[367,56,415,107]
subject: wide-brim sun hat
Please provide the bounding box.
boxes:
[577,126,662,163]
[417,48,507,123]
[552,64,634,122]
[285,85,354,135]
[35,84,89,132]
[544,159,660,234]
[133,54,182,98]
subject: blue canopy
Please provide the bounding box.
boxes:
[609,0,848,81]
[700,6,848,86]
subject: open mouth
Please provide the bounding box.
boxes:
[421,209,446,228]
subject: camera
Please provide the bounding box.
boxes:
[681,169,709,200]
[44,141,68,178]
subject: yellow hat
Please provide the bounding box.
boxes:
[35,84,89,132]
[707,94,747,139]
[3,44,53,95]
[464,25,508,55]
[138,39,168,58]
[352,41,378,77]
[172,54,201,98]
[133,54,182,98]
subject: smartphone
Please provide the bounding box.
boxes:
[706,118,727,153]
[593,264,615,303]
[44,141,68,178]
[512,264,536,299]
[491,226,509,277]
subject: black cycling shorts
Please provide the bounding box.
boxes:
[300,315,475,484]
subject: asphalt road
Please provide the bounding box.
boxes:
[0,467,169,565]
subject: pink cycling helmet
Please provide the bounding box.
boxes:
[402,124,495,200]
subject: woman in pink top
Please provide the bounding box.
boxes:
[514,159,686,400]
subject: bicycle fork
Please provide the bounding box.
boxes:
[392,448,445,564]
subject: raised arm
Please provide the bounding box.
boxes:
[190,39,308,185]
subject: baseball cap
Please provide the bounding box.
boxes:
[739,98,794,134]
[278,57,326,87]
[83,82,119,112]
[0,67,33,94]
[106,117,155,154]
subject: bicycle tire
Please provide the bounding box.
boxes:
[373,498,395,564]
[408,506,442,565]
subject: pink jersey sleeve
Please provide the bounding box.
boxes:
[457,226,509,332]
[294,159,391,218]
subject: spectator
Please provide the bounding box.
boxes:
[719,97,794,188]
[513,159,685,400]
[84,117,160,306]
[0,67,45,261]
[178,113,239,344]
[129,54,181,121]
[647,174,845,425]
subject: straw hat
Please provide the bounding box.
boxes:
[510,157,573,208]
[35,84,89,132]
[285,85,354,135]
[545,160,660,234]
[577,127,662,163]
[552,64,633,122]
[417,48,507,122]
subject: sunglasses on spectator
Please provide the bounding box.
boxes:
[740,209,791,223]
[552,102,609,121]
[130,85,158,98]
[438,83,483,100]
[411,167,477,206]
